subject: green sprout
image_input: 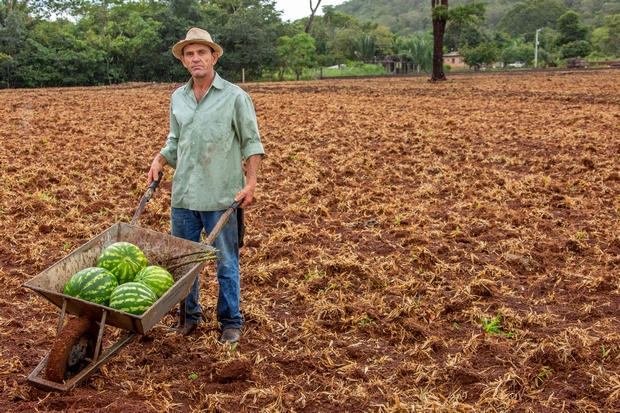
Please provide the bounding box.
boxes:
[602,344,611,358]
[358,316,375,326]
[187,373,198,379]
[305,268,324,280]
[481,314,514,338]
[534,368,552,389]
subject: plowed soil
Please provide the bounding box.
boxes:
[1,69,620,412]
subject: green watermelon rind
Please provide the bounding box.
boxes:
[134,266,175,298]
[108,282,158,316]
[96,242,147,285]
[63,267,118,306]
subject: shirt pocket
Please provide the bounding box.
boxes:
[199,117,234,151]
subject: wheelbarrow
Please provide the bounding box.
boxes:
[22,174,242,392]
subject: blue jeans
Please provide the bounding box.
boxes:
[171,207,242,330]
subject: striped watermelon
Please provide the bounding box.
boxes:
[108,282,158,316]
[134,266,175,298]
[96,242,147,285]
[63,267,118,306]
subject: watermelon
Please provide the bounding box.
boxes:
[108,282,158,316]
[96,242,147,284]
[63,267,118,306]
[134,266,175,298]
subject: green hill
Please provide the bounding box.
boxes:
[334,0,620,36]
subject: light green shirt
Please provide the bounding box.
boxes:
[161,73,264,211]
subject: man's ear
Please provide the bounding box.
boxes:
[212,52,220,64]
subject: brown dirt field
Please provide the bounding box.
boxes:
[1,70,620,412]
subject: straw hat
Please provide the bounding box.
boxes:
[172,28,223,59]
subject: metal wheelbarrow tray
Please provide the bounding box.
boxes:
[22,175,242,392]
[23,222,213,392]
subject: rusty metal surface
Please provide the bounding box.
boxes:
[23,223,213,334]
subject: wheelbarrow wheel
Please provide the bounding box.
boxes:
[45,317,100,383]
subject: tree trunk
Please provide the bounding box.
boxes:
[430,0,448,81]
[305,0,322,34]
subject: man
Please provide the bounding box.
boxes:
[148,28,264,343]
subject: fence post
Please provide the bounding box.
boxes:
[242,68,245,83]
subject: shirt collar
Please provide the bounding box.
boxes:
[184,71,224,95]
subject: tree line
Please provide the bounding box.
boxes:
[0,0,619,88]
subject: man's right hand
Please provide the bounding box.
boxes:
[148,154,168,184]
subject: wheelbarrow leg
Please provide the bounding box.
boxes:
[57,298,68,335]
[179,298,186,329]
[28,332,138,392]
[92,310,107,364]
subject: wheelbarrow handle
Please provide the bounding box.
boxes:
[204,199,243,246]
[130,171,163,226]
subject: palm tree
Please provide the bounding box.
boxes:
[354,34,376,62]
[403,34,433,73]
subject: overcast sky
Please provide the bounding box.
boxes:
[274,0,348,22]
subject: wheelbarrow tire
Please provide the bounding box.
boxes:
[45,317,100,383]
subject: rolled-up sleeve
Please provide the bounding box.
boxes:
[160,101,179,169]
[234,92,265,159]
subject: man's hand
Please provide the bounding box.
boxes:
[235,154,262,209]
[148,154,168,184]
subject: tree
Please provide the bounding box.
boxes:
[400,33,432,73]
[276,32,315,80]
[444,20,488,51]
[430,0,486,81]
[305,0,321,33]
[591,14,620,57]
[461,42,499,69]
[501,44,535,66]
[495,0,567,41]
[562,39,592,58]
[353,33,375,61]
[216,6,280,81]
[554,10,589,46]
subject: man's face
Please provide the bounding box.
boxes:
[181,43,219,79]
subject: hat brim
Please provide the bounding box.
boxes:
[172,40,224,59]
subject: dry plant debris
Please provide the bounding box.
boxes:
[1,70,620,412]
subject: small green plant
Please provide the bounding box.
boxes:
[576,231,587,239]
[358,315,375,326]
[481,314,514,338]
[63,243,72,251]
[407,254,418,263]
[534,368,552,388]
[290,155,299,161]
[305,268,324,280]
[394,215,403,225]
[453,322,460,330]
[187,373,198,379]
[300,196,308,204]
[602,344,611,357]
[230,342,238,352]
